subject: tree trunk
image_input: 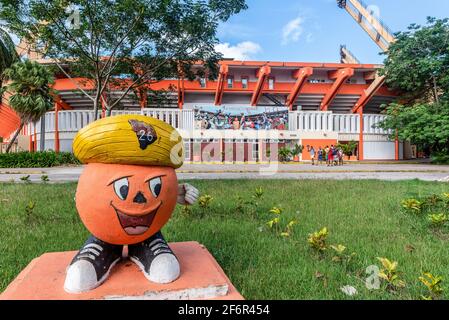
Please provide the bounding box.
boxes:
[6,121,25,153]
[432,76,439,104]
[93,99,99,121]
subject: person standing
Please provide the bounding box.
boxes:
[332,146,338,166]
[338,147,344,166]
[328,145,334,166]
[310,146,316,165]
[324,145,330,166]
[317,147,323,166]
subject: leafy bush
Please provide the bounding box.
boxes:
[307,227,329,252]
[377,257,406,291]
[290,144,304,157]
[0,151,80,168]
[336,141,358,159]
[278,147,292,162]
[330,244,356,264]
[431,152,449,164]
[419,272,443,300]
[427,213,448,227]
[401,198,423,213]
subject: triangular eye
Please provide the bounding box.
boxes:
[113,177,129,200]
[149,177,162,198]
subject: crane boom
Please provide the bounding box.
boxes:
[337,0,396,113]
[337,0,395,52]
[340,45,360,64]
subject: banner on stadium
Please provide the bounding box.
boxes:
[193,106,288,130]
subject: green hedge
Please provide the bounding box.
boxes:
[0,151,81,168]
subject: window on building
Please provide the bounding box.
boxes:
[268,77,275,90]
[199,77,207,88]
[241,77,248,89]
[227,76,234,88]
[252,143,259,161]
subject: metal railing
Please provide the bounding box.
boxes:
[31,109,388,135]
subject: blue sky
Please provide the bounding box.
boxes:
[215,0,449,64]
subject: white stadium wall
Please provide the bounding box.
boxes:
[363,141,403,160]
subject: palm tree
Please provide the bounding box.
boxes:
[0,28,19,98]
[2,60,54,152]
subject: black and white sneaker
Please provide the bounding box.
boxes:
[128,231,180,284]
[64,235,123,293]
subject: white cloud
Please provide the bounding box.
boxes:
[215,41,262,60]
[282,16,304,45]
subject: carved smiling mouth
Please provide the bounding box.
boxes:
[111,202,161,235]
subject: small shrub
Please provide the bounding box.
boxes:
[41,175,49,182]
[330,244,356,264]
[235,187,264,216]
[427,213,448,227]
[180,205,192,217]
[423,194,443,207]
[197,194,213,217]
[307,227,329,252]
[269,207,282,215]
[198,194,213,209]
[266,207,282,230]
[278,147,291,162]
[266,217,280,229]
[419,272,443,300]
[24,200,38,224]
[280,220,297,238]
[401,198,423,213]
[0,151,80,168]
[20,175,31,182]
[254,187,264,199]
[431,152,449,164]
[265,207,297,237]
[377,257,406,291]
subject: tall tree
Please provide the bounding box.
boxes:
[378,18,449,158]
[2,60,54,152]
[0,27,19,101]
[0,0,247,119]
[380,17,449,105]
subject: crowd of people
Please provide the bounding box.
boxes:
[194,108,288,130]
[308,145,345,166]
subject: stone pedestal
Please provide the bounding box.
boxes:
[0,241,243,300]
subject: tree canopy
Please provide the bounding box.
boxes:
[0,0,247,118]
[0,27,18,101]
[381,17,449,105]
[378,17,449,159]
[2,60,54,152]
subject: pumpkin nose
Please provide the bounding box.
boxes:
[133,191,147,204]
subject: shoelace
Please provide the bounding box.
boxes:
[75,243,104,262]
[146,238,173,256]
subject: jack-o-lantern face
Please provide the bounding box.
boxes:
[76,163,178,245]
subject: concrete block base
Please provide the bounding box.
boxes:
[0,241,243,300]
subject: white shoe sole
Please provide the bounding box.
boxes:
[64,257,121,294]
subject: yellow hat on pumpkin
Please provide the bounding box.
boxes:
[72,115,184,168]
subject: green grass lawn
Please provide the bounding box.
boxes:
[1,179,449,300]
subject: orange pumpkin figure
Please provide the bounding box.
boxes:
[76,163,178,245]
[64,115,199,293]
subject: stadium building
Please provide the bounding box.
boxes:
[0,59,411,162]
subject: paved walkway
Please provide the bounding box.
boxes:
[1,163,449,182]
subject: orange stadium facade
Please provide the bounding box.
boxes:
[0,59,409,161]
